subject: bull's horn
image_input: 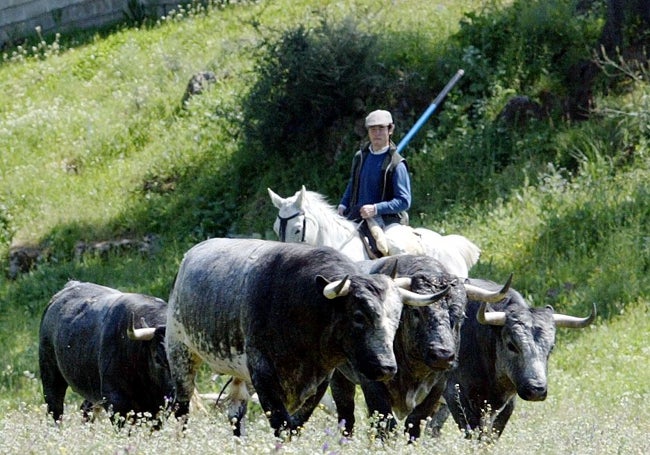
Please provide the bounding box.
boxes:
[476,301,506,326]
[465,273,513,303]
[400,285,450,307]
[127,313,157,340]
[553,303,597,328]
[322,275,351,299]
[393,277,412,289]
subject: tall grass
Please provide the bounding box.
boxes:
[1,303,648,453]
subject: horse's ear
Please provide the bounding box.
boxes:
[297,186,307,208]
[268,188,284,208]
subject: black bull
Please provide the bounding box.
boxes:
[431,278,596,438]
[164,238,447,438]
[39,281,172,424]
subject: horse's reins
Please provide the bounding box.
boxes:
[277,210,363,252]
[276,211,306,242]
[337,220,365,250]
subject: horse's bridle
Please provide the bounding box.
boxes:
[276,211,306,242]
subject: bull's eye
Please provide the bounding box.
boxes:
[506,340,518,353]
[352,310,367,327]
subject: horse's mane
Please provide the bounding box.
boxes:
[304,191,337,214]
[303,191,357,234]
[294,188,481,272]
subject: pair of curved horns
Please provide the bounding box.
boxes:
[322,275,351,299]
[393,276,451,306]
[321,274,450,306]
[464,273,513,303]
[477,301,597,328]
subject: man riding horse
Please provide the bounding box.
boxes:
[268,186,480,277]
[337,109,412,257]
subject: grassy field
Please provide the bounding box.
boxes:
[0,0,649,452]
[1,304,648,453]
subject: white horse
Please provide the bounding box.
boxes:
[268,186,481,277]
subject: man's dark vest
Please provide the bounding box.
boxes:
[348,142,409,226]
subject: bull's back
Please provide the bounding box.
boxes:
[41,283,113,361]
[39,281,166,400]
[166,238,354,376]
[39,282,116,403]
[169,238,353,321]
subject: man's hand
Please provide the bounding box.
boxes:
[360,204,377,219]
[337,205,346,216]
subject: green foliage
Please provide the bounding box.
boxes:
[513,163,649,318]
[447,0,604,112]
[241,17,386,161]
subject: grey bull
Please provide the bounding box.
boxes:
[165,238,446,437]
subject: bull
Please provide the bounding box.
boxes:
[38,281,173,426]
[331,255,510,440]
[430,278,596,439]
[165,238,447,438]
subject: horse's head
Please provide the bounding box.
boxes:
[268,186,314,243]
[268,186,367,260]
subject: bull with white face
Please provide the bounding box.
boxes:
[165,238,445,438]
[432,278,596,439]
[39,281,172,426]
[331,255,510,440]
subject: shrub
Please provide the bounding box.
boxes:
[241,17,403,162]
[445,0,603,118]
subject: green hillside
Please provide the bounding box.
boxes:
[0,0,648,452]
